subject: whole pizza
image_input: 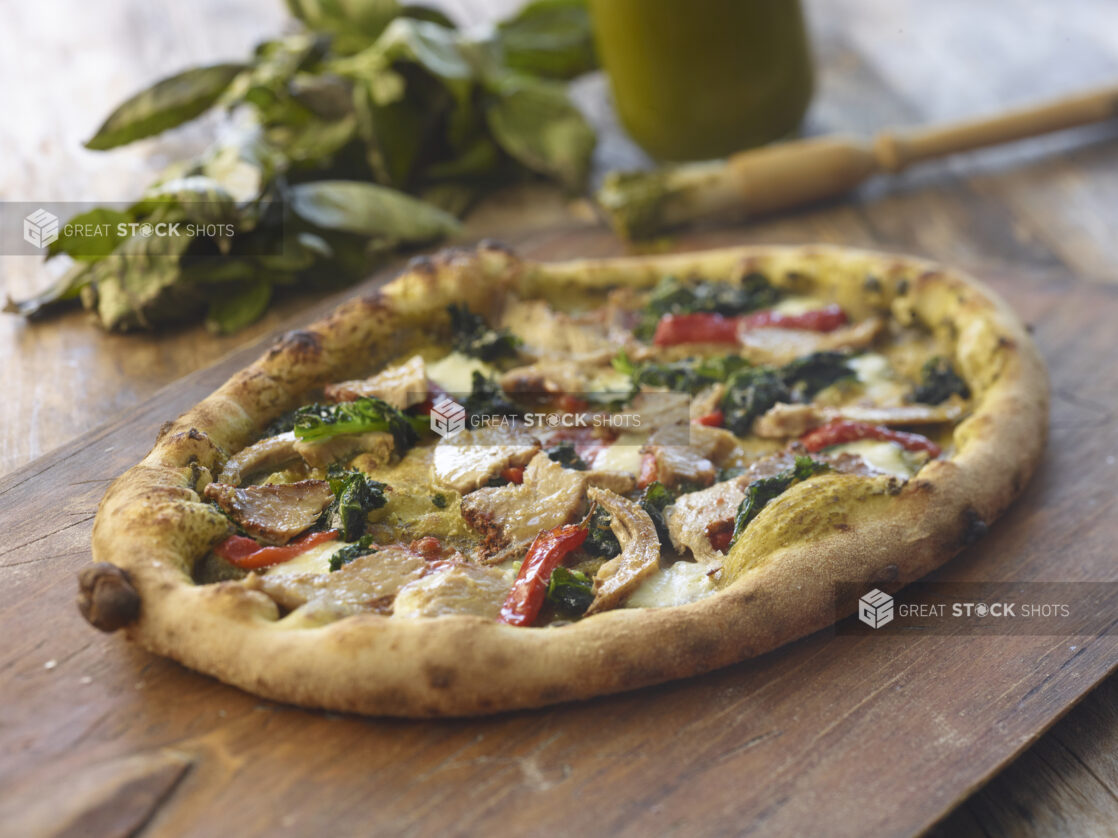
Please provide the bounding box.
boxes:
[78,242,1048,716]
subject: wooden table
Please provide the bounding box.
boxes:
[2,1,1117,835]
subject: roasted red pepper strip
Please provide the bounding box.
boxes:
[214,529,339,571]
[500,465,525,484]
[740,303,848,333]
[800,420,941,457]
[652,312,740,346]
[498,523,588,627]
[636,450,659,489]
[652,305,849,346]
[693,409,724,427]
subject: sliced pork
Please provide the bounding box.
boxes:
[204,479,334,545]
[324,355,428,409]
[431,426,540,494]
[586,488,661,614]
[460,452,588,562]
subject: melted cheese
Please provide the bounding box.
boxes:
[848,352,908,405]
[585,367,632,394]
[830,440,916,479]
[591,432,645,475]
[426,351,495,394]
[625,561,716,608]
[771,295,828,316]
[262,540,344,577]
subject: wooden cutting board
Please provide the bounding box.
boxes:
[1,227,1115,838]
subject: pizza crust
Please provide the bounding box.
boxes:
[85,242,1048,716]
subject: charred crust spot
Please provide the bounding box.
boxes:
[834,522,851,532]
[961,507,989,546]
[997,336,1016,351]
[156,420,175,441]
[267,329,322,361]
[910,479,935,494]
[863,275,883,293]
[895,278,910,296]
[187,428,205,442]
[77,563,141,632]
[425,665,457,689]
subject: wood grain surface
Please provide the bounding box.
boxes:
[2,0,1118,835]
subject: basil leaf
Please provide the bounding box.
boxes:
[85,63,246,150]
[285,0,401,55]
[290,180,460,242]
[485,74,594,189]
[2,261,93,319]
[46,208,131,261]
[495,0,597,80]
[204,278,272,334]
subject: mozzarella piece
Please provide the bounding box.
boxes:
[770,295,829,316]
[591,432,646,475]
[830,440,917,479]
[625,560,716,608]
[261,540,344,577]
[848,352,907,404]
[426,351,495,394]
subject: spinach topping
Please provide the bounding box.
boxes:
[545,440,588,470]
[912,356,970,405]
[639,480,676,546]
[464,371,519,421]
[326,466,387,541]
[635,273,782,339]
[447,304,522,362]
[329,535,377,572]
[612,350,748,394]
[545,566,594,617]
[431,493,448,509]
[292,396,423,452]
[721,351,854,435]
[583,504,621,558]
[728,456,830,549]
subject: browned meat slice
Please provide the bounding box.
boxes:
[585,488,661,614]
[218,431,300,485]
[432,426,540,494]
[753,402,963,438]
[392,563,513,619]
[642,424,736,490]
[739,317,883,366]
[460,452,588,562]
[294,431,395,470]
[585,470,637,495]
[500,299,615,361]
[499,360,588,400]
[324,355,428,408]
[667,480,748,564]
[203,480,334,545]
[252,546,426,618]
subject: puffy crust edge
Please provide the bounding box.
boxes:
[87,242,1048,717]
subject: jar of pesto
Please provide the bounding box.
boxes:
[588,0,814,161]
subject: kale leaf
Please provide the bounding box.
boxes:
[545,566,594,617]
[729,456,830,548]
[639,480,676,546]
[464,371,520,421]
[583,504,620,558]
[635,273,782,340]
[329,535,378,572]
[614,350,749,394]
[721,352,853,435]
[447,304,522,362]
[326,466,388,541]
[545,440,588,470]
[292,395,423,452]
[912,356,970,405]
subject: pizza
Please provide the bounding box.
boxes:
[78,242,1048,716]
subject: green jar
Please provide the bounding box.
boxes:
[588,0,814,161]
